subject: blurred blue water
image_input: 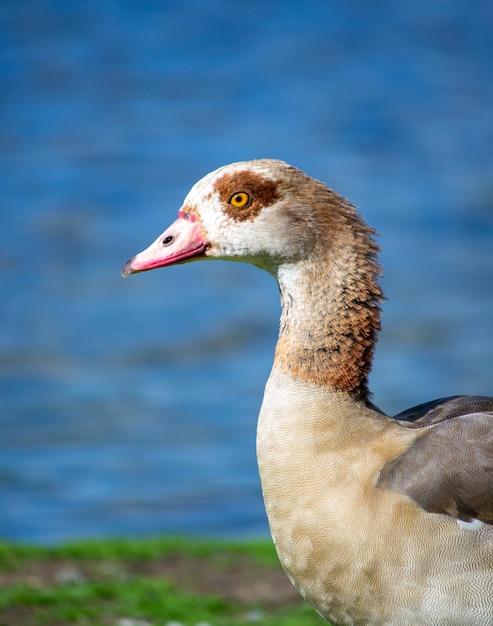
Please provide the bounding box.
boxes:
[0,0,492,543]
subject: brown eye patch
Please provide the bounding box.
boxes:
[214,170,280,222]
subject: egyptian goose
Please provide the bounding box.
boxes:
[122,160,493,625]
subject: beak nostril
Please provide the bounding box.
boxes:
[162,235,174,246]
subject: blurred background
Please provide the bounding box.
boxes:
[1,0,492,544]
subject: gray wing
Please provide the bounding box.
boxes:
[378,396,493,523]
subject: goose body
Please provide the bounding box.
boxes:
[123,159,493,625]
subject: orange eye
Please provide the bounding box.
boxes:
[229,191,250,208]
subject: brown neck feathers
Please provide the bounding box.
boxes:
[274,186,383,401]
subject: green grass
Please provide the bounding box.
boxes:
[0,537,326,626]
[0,536,280,569]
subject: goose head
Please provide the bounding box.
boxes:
[121,159,344,278]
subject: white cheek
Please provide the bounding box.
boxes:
[203,208,281,258]
[194,198,294,262]
[184,186,263,257]
[195,196,237,251]
[182,164,291,260]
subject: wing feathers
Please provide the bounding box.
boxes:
[378,397,493,523]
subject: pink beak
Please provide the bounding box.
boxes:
[121,211,209,278]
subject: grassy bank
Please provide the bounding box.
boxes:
[0,537,326,625]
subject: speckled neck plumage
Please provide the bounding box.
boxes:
[273,185,383,401]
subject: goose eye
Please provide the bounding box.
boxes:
[228,191,251,208]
